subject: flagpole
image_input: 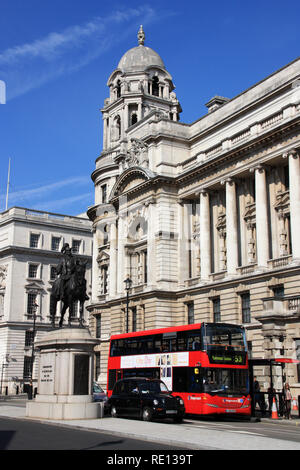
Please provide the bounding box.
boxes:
[5,158,10,211]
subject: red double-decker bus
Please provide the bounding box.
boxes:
[107,322,250,416]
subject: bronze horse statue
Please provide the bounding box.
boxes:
[50,259,89,328]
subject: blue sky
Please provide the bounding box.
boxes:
[0,0,299,216]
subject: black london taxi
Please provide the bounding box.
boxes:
[107,377,185,422]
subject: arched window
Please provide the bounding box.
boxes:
[115,115,121,139]
[116,80,121,98]
[152,76,159,97]
[103,225,109,245]
[131,113,138,126]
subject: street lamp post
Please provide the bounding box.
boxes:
[28,300,38,400]
[124,276,132,333]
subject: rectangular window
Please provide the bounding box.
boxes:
[96,316,101,339]
[28,264,38,278]
[272,285,284,298]
[241,292,251,323]
[0,294,4,316]
[71,301,79,318]
[284,165,289,190]
[101,184,107,204]
[51,236,61,251]
[247,340,253,359]
[101,266,108,294]
[213,297,221,322]
[50,266,57,280]
[143,250,148,284]
[27,293,38,316]
[30,233,39,248]
[25,330,35,347]
[187,302,194,324]
[296,340,300,382]
[72,239,81,253]
[23,356,33,380]
[95,352,101,380]
[132,306,137,332]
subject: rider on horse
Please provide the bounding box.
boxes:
[52,243,76,300]
[50,243,89,327]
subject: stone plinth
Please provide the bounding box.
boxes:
[26,327,101,420]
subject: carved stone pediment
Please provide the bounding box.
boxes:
[97,250,110,266]
[110,166,156,199]
[25,281,45,292]
[114,138,149,173]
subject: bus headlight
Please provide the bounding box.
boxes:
[153,399,159,406]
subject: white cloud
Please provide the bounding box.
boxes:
[0,8,154,65]
[30,191,93,213]
[0,6,159,99]
[4,176,90,205]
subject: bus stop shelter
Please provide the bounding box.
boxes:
[249,358,299,417]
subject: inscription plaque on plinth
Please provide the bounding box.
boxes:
[39,353,55,395]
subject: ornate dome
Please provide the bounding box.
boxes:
[117,25,165,73]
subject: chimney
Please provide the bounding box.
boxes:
[205,95,229,113]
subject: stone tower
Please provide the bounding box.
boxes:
[102,25,182,152]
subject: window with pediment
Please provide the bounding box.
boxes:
[126,214,148,287]
[97,250,109,296]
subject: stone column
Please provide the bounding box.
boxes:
[103,116,107,150]
[253,165,269,268]
[199,190,211,281]
[224,178,238,275]
[138,102,142,121]
[109,219,118,297]
[105,117,111,149]
[287,149,300,261]
[117,214,126,294]
[91,226,99,301]
[178,199,190,285]
[124,104,129,132]
[146,199,156,287]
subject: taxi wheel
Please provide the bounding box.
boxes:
[142,407,153,422]
[111,405,118,418]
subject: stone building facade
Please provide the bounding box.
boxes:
[0,207,92,394]
[88,27,300,395]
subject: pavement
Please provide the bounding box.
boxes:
[1,396,300,450]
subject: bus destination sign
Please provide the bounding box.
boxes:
[209,351,246,365]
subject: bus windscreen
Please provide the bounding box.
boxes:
[202,323,246,351]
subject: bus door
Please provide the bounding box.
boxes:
[173,367,203,414]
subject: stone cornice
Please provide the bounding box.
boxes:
[0,245,92,261]
[87,261,300,311]
[0,210,92,232]
[177,117,300,186]
[189,58,300,140]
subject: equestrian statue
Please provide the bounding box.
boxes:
[50,243,89,328]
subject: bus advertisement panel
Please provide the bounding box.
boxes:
[107,323,251,416]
